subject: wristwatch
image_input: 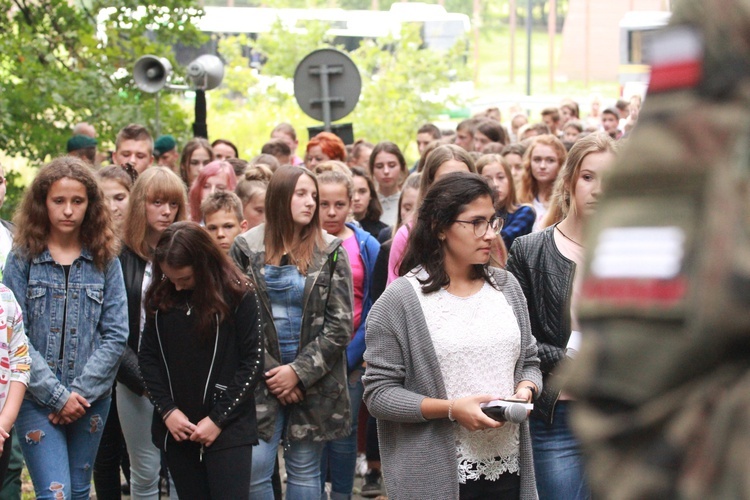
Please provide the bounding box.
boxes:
[523,385,537,402]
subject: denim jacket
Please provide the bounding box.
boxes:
[2,248,129,412]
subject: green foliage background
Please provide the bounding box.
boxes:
[207,19,465,162]
[0,0,206,163]
[0,0,535,219]
[0,0,207,218]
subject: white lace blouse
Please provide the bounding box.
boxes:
[407,274,521,483]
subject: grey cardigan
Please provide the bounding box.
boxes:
[363,268,542,500]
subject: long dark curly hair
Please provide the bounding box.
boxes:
[146,221,252,339]
[399,172,500,293]
[13,156,119,270]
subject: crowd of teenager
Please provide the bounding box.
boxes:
[0,94,632,499]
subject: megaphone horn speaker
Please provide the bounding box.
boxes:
[134,55,172,93]
[186,55,225,91]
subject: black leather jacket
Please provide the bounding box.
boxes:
[506,225,576,424]
[116,246,148,395]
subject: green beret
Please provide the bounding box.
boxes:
[154,135,177,156]
[66,135,98,152]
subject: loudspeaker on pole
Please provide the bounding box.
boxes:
[186,55,225,91]
[133,55,172,93]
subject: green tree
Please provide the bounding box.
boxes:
[348,24,463,154]
[252,18,333,78]
[205,21,332,159]
[0,0,205,164]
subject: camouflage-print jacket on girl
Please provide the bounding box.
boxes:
[230,224,353,442]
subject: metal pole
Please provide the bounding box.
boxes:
[584,0,590,88]
[473,0,481,87]
[155,92,161,137]
[526,0,532,96]
[548,0,556,94]
[510,0,516,84]
[319,64,332,131]
[193,89,208,139]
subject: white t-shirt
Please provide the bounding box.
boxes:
[531,197,548,232]
[378,192,401,228]
[138,261,153,350]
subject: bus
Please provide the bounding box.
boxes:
[97,3,469,69]
[618,10,672,97]
[184,3,470,63]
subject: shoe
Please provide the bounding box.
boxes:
[360,469,383,498]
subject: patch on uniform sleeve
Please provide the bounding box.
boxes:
[583,227,687,306]
[647,25,703,93]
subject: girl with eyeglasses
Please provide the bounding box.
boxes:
[363,172,542,500]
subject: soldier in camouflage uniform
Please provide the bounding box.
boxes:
[230,165,353,499]
[564,1,750,498]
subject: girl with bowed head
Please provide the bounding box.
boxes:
[97,165,135,238]
[349,167,387,239]
[235,166,272,231]
[139,222,263,498]
[305,132,346,170]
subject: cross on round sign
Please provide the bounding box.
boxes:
[293,49,362,126]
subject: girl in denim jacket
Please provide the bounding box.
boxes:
[3,157,129,500]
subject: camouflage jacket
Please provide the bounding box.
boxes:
[230,225,353,442]
[563,1,750,497]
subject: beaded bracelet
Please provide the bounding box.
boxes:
[447,400,456,422]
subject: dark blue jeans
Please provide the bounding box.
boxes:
[529,401,591,500]
[319,369,364,499]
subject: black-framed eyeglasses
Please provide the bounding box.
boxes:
[453,216,503,237]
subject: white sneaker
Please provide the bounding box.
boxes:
[355,453,368,477]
